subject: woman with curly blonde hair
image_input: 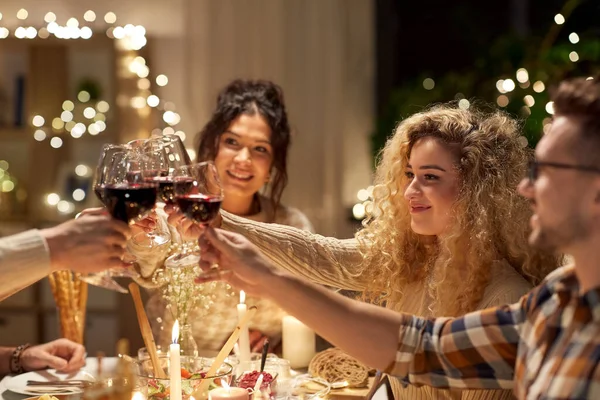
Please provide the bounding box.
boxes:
[173,103,560,399]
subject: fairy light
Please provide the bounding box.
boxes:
[458,99,470,110]
[72,189,86,201]
[46,193,60,206]
[156,75,169,86]
[533,81,545,93]
[16,9,28,20]
[77,91,91,103]
[60,110,74,122]
[524,95,535,107]
[147,95,160,107]
[32,115,45,127]
[422,78,435,90]
[75,165,89,177]
[496,95,509,107]
[83,10,96,22]
[569,51,579,62]
[516,68,529,83]
[545,102,555,115]
[569,32,579,44]
[33,130,46,141]
[502,79,516,92]
[554,14,565,25]
[50,137,63,148]
[96,101,110,113]
[44,12,56,23]
[104,12,117,24]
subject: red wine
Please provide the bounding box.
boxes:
[173,177,196,198]
[103,184,158,224]
[175,194,222,224]
[94,185,104,203]
[145,176,176,205]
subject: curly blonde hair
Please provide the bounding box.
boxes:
[357,104,560,316]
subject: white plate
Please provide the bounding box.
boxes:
[4,369,95,396]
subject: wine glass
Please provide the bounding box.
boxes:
[82,152,159,293]
[80,144,134,293]
[127,138,174,248]
[169,161,224,278]
[151,133,192,169]
[92,144,129,204]
[103,151,159,226]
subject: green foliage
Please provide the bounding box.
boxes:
[374,33,600,164]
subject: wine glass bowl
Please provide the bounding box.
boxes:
[174,162,223,226]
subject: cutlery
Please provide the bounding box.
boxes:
[27,380,94,387]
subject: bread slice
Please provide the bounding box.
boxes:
[308,348,370,388]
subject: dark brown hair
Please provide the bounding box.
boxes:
[196,79,291,212]
[551,76,600,162]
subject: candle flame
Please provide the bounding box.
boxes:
[240,290,246,304]
[221,380,230,390]
[132,392,145,400]
[172,320,180,344]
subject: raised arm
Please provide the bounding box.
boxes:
[221,211,368,291]
[199,227,527,391]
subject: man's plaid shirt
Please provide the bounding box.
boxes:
[387,265,600,399]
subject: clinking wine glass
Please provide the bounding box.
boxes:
[128,138,173,248]
[83,152,159,293]
[169,161,224,278]
[80,144,134,293]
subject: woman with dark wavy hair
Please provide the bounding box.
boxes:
[134,79,313,354]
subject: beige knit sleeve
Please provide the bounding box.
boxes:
[221,211,368,290]
[0,230,51,301]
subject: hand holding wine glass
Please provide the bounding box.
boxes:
[167,161,223,273]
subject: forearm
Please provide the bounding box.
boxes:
[0,230,51,301]
[261,268,522,390]
[262,269,401,370]
[222,212,367,290]
[0,347,15,375]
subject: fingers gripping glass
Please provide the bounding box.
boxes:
[527,160,600,182]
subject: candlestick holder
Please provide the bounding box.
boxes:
[134,355,233,400]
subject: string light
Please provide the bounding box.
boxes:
[16,9,28,20]
[554,14,565,25]
[5,9,185,215]
[569,32,579,44]
[569,51,579,62]
[422,78,435,90]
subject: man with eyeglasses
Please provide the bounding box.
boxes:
[196,75,600,399]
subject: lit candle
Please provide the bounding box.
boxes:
[208,381,249,400]
[237,291,251,368]
[282,315,316,369]
[170,320,182,400]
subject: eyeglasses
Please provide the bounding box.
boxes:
[527,160,600,182]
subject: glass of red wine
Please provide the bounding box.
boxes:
[81,144,136,292]
[169,161,223,275]
[127,138,173,248]
[92,144,129,204]
[81,152,159,293]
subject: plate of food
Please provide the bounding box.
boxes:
[4,369,95,396]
